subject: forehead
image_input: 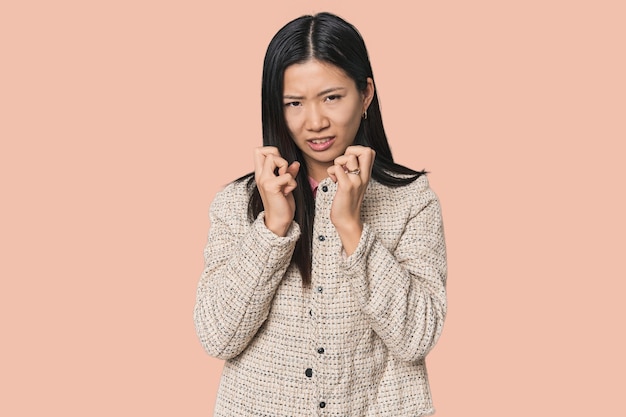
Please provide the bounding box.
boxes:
[283,60,354,92]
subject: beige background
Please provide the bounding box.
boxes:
[1,0,624,415]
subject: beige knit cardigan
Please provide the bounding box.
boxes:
[194,174,447,416]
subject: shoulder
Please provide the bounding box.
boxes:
[368,174,440,214]
[217,176,254,199]
[209,176,254,218]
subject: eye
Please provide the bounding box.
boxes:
[284,101,301,107]
[325,95,342,102]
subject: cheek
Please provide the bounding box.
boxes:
[284,112,301,136]
[335,106,362,134]
[335,99,363,127]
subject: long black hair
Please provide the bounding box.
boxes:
[239,12,424,286]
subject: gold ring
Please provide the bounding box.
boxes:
[347,169,361,175]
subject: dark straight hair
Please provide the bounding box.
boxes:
[238,12,424,286]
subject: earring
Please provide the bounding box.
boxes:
[362,109,368,120]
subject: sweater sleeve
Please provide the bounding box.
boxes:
[194,184,300,360]
[340,182,447,362]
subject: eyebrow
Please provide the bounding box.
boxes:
[283,87,346,100]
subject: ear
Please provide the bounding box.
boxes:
[362,77,375,113]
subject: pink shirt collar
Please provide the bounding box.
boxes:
[308,177,320,197]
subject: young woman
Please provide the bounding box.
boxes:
[194,12,447,416]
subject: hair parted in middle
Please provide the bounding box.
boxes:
[239,12,424,285]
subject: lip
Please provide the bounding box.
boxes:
[306,136,335,152]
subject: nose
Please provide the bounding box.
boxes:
[304,104,329,132]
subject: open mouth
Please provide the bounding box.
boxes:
[307,136,335,151]
[310,138,331,144]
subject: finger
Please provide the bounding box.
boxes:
[343,145,369,156]
[274,173,297,195]
[286,161,300,178]
[282,162,300,194]
[333,154,349,166]
[344,145,375,160]
[342,154,360,173]
[344,146,375,165]
[254,148,266,179]
[276,156,291,176]
[327,165,338,183]
[263,154,289,178]
[333,155,360,181]
[254,146,280,178]
[257,146,280,157]
[333,160,354,185]
[345,146,375,179]
[282,174,298,195]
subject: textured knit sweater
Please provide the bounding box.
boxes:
[194,174,447,416]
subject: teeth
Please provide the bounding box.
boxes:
[311,138,330,144]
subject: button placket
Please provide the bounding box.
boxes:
[311,179,335,414]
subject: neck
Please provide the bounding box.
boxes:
[306,164,330,183]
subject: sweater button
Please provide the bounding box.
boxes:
[318,235,325,241]
[319,401,326,408]
[305,368,313,377]
[317,347,325,354]
[317,286,323,293]
[321,185,328,192]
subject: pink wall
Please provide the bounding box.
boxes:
[1,0,624,415]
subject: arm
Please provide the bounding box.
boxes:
[193,184,300,360]
[340,185,447,362]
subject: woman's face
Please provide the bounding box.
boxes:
[282,60,374,181]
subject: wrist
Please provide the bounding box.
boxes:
[264,215,290,237]
[334,221,363,256]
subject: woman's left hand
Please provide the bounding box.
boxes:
[327,146,376,256]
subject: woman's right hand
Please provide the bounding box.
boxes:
[254,146,300,237]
